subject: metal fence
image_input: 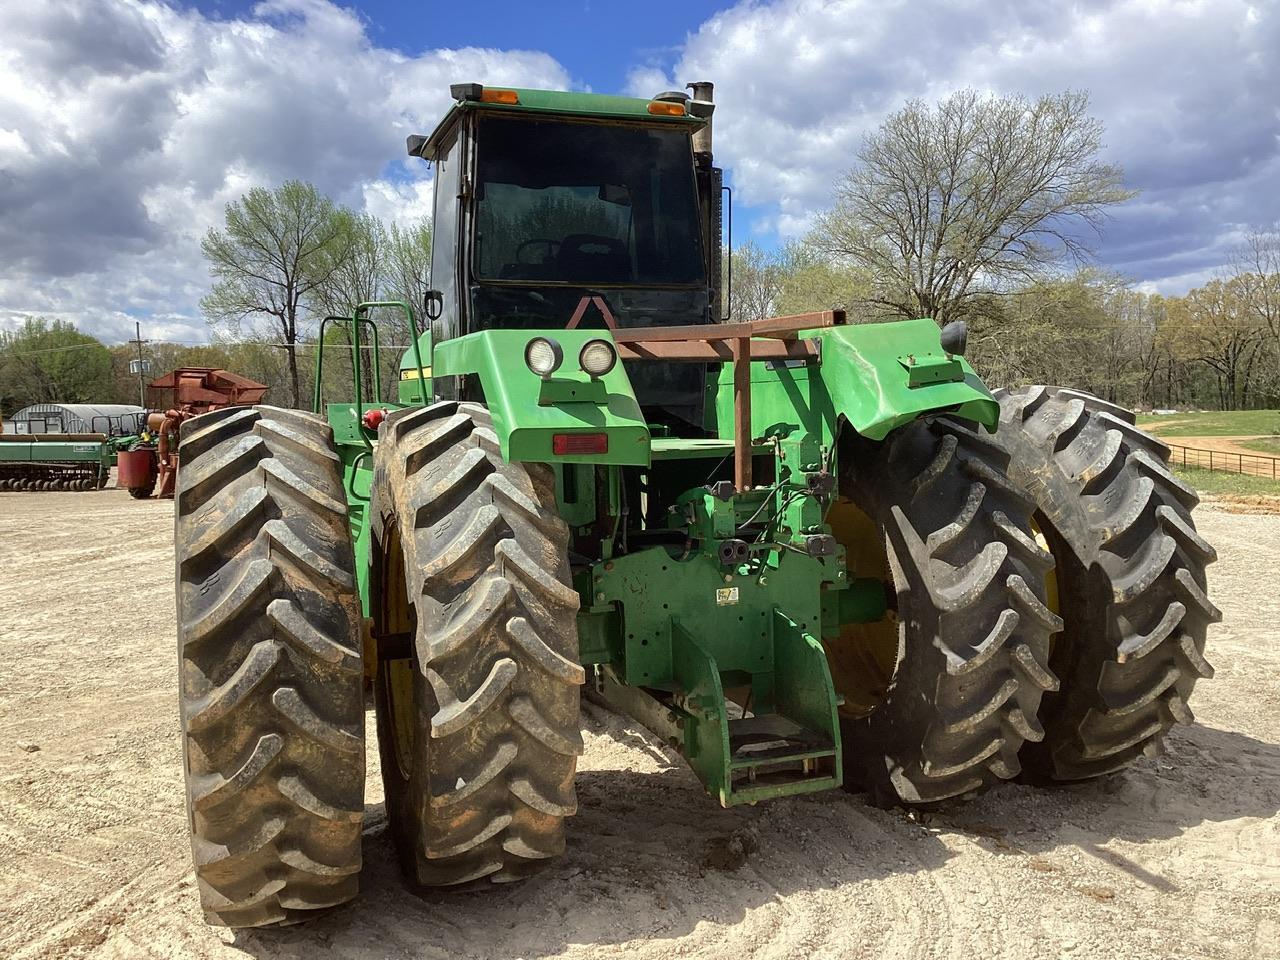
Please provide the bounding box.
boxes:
[1168,443,1280,480]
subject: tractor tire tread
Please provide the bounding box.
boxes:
[371,401,581,888]
[995,386,1217,782]
[176,406,364,927]
[839,418,1060,805]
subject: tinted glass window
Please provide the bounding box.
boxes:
[429,129,461,336]
[474,115,704,286]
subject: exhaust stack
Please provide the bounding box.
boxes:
[687,81,714,158]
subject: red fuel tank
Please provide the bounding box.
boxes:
[116,448,157,490]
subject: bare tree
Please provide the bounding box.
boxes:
[303,215,435,402]
[728,240,785,320]
[303,212,389,401]
[1232,225,1280,391]
[201,181,355,406]
[1167,278,1268,410]
[814,89,1136,325]
[383,219,434,342]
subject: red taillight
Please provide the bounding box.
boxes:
[553,433,608,455]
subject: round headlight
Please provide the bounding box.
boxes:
[524,337,563,377]
[579,339,617,377]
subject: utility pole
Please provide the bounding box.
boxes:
[128,321,150,407]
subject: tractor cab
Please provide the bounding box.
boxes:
[406,83,723,430]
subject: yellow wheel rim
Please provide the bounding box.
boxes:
[379,524,417,779]
[1030,515,1062,652]
[824,498,900,720]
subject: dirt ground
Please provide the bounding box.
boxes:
[1,489,1277,960]
[1165,436,1269,458]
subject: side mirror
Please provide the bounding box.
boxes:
[940,320,968,356]
[423,290,443,322]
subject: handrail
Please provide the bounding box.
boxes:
[313,300,427,414]
[355,300,429,408]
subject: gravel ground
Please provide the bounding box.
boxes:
[0,489,1276,960]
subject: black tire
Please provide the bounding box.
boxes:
[833,417,1063,805]
[993,386,1219,781]
[370,400,583,888]
[175,405,365,927]
[129,481,156,499]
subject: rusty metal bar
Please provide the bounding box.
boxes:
[746,309,846,338]
[612,321,755,343]
[733,337,752,490]
[617,339,817,363]
[609,310,844,345]
[606,313,842,489]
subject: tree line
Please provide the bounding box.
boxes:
[1,182,431,417]
[730,230,1280,412]
[727,90,1280,412]
[4,88,1279,418]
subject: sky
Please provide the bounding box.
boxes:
[1,0,1278,345]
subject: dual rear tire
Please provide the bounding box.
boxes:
[831,417,1062,805]
[828,387,1216,805]
[992,387,1218,780]
[369,401,583,887]
[174,402,580,924]
[174,407,365,927]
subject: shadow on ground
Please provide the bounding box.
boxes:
[228,719,1280,959]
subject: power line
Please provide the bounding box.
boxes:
[0,341,108,356]
[1,339,415,356]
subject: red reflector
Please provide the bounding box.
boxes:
[553,433,608,455]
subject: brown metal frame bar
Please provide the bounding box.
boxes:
[609,310,845,490]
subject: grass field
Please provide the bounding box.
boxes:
[1176,464,1280,497]
[1138,409,1280,436]
[1242,436,1280,455]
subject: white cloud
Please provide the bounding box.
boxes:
[3,0,1276,344]
[0,0,570,342]
[361,176,436,231]
[649,0,1280,284]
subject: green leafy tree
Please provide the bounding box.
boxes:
[0,317,112,415]
[201,181,356,406]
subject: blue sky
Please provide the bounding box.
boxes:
[1,0,1278,343]
[190,0,723,91]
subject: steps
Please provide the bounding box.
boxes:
[724,714,840,803]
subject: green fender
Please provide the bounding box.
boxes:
[430,328,651,465]
[710,317,999,445]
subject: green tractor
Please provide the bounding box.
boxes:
[173,82,1218,926]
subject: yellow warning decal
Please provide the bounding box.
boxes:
[400,367,432,381]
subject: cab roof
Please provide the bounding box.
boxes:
[407,85,707,161]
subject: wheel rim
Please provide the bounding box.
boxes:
[1030,514,1062,653]
[378,523,417,780]
[824,497,901,720]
